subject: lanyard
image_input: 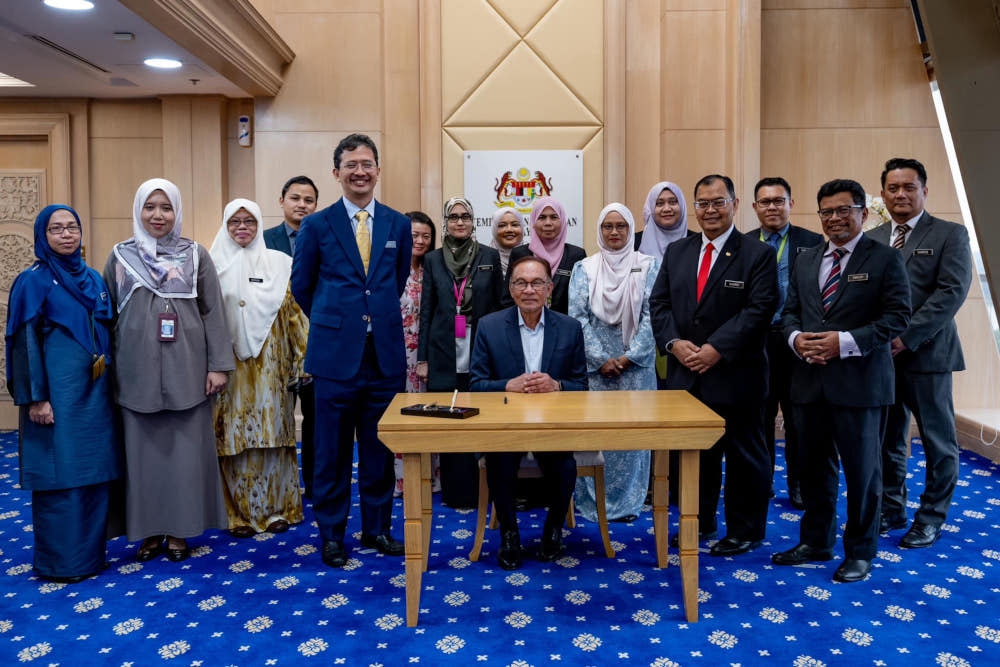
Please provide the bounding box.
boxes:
[453,275,469,314]
[760,230,789,264]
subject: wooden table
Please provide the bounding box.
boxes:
[378,390,724,627]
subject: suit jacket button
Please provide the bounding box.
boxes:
[365,290,371,296]
[362,314,370,322]
[239,299,246,307]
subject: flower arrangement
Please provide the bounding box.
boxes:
[865,195,892,230]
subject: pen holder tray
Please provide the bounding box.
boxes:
[401,404,480,419]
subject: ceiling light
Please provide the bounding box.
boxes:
[43,0,95,10]
[0,72,35,87]
[144,58,182,69]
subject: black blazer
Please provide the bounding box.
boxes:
[263,224,293,256]
[507,243,587,314]
[649,229,778,406]
[744,224,824,320]
[417,245,504,391]
[781,234,911,408]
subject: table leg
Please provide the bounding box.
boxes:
[678,449,700,622]
[421,452,432,571]
[652,449,670,568]
[402,453,425,627]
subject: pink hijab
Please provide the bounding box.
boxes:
[527,197,569,273]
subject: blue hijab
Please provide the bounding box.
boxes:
[5,205,114,383]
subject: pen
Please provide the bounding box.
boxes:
[449,389,458,412]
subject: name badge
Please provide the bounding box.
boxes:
[847,273,869,282]
[158,312,177,342]
[556,268,572,277]
[630,267,642,273]
[477,264,493,271]
[724,280,744,289]
[914,248,934,256]
[386,240,397,248]
[249,277,263,284]
[797,247,809,253]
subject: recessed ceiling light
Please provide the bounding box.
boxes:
[43,0,95,10]
[144,58,182,69]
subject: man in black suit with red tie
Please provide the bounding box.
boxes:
[746,177,823,508]
[650,174,778,557]
[772,179,910,583]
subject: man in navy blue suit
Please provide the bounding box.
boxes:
[264,175,318,499]
[470,256,588,570]
[649,174,778,557]
[291,134,412,567]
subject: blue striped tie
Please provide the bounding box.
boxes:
[821,248,846,312]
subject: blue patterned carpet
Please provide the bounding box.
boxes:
[1,429,999,666]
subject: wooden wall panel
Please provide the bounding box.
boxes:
[662,10,727,130]
[624,0,660,225]
[89,100,162,138]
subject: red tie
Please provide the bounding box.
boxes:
[697,242,714,302]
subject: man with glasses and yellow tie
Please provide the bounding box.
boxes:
[291,134,412,568]
[746,177,823,510]
[772,179,910,583]
[868,158,972,550]
[649,174,778,558]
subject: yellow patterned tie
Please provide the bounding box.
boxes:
[355,210,371,274]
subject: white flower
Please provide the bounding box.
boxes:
[632,609,659,626]
[72,597,103,613]
[759,607,787,623]
[922,584,951,599]
[6,563,31,576]
[198,596,226,611]
[885,605,915,621]
[451,529,472,539]
[293,544,317,556]
[975,625,1000,643]
[156,577,183,592]
[157,640,191,659]
[298,638,328,656]
[619,570,644,584]
[792,657,827,667]
[707,629,738,649]
[504,611,532,629]
[230,560,254,573]
[322,593,349,609]
[650,659,681,667]
[244,616,273,633]
[804,586,831,601]
[273,575,299,590]
[374,613,404,631]
[112,618,143,635]
[389,573,408,588]
[572,633,602,652]
[505,572,530,586]
[0,620,12,632]
[842,628,873,646]
[443,591,469,606]
[448,557,472,569]
[16,642,52,661]
[733,569,758,583]
[935,652,971,667]
[565,590,591,605]
[435,634,465,654]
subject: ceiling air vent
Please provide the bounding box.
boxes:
[27,34,110,74]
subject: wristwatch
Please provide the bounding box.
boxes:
[665,339,676,354]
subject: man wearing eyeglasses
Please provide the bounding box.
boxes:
[772,179,910,583]
[868,158,972,550]
[649,174,778,557]
[290,134,413,568]
[469,255,588,570]
[746,178,823,510]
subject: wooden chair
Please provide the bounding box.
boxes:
[468,451,616,561]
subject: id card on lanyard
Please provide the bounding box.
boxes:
[454,275,469,338]
[158,299,177,342]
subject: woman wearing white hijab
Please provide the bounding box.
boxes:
[488,207,527,278]
[568,203,659,522]
[210,198,308,537]
[104,178,234,563]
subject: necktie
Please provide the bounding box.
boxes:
[821,247,846,312]
[893,224,909,250]
[696,242,714,302]
[355,210,371,274]
[767,233,782,251]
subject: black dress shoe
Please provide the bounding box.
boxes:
[771,543,834,565]
[322,540,348,567]
[43,574,89,584]
[165,538,190,563]
[880,514,908,533]
[539,527,565,562]
[498,530,522,570]
[788,485,805,510]
[669,528,717,548]
[136,535,165,562]
[900,521,941,549]
[833,558,871,582]
[360,533,405,556]
[709,536,763,557]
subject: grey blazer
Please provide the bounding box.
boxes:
[868,212,972,373]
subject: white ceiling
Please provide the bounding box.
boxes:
[0,1,250,98]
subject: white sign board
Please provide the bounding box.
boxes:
[463,150,584,247]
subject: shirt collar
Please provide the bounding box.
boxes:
[826,231,864,256]
[517,307,546,332]
[282,220,298,237]
[702,223,736,250]
[342,196,375,221]
[762,223,790,241]
[893,211,923,233]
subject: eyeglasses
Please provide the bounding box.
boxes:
[227,217,258,228]
[46,224,81,236]
[693,198,733,210]
[445,213,473,223]
[817,205,864,221]
[511,279,550,291]
[600,223,629,232]
[339,161,377,172]
[755,197,787,208]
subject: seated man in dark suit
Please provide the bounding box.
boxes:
[470,255,588,570]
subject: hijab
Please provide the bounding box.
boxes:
[111,178,198,310]
[527,196,569,273]
[488,207,527,276]
[637,182,688,260]
[5,205,113,382]
[210,198,292,361]
[579,203,654,348]
[441,196,478,281]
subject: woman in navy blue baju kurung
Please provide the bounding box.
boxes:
[5,205,123,583]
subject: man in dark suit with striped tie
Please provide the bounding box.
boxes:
[264,175,319,498]
[772,179,910,583]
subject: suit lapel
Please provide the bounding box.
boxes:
[330,200,367,278]
[505,308,527,373]
[367,201,391,278]
[827,236,873,312]
[540,308,557,372]
[903,211,934,263]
